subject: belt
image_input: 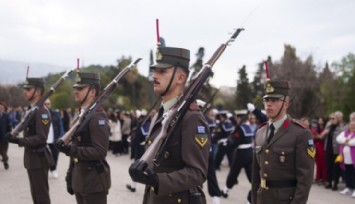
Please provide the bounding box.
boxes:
[261,178,297,190]
[238,143,252,149]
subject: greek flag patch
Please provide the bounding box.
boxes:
[308,139,314,146]
[197,126,206,134]
[41,114,49,119]
[98,119,106,126]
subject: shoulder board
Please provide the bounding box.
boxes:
[189,103,201,111]
[291,119,306,129]
[258,121,268,129]
[96,106,104,112]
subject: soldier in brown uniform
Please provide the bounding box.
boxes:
[129,47,211,204]
[251,80,315,204]
[56,73,111,204]
[8,78,53,204]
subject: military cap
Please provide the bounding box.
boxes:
[23,78,45,89]
[73,72,100,88]
[263,80,290,98]
[151,47,190,70]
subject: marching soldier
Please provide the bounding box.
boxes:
[129,47,211,204]
[56,73,111,204]
[8,78,54,204]
[251,80,315,204]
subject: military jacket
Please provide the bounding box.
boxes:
[143,108,210,204]
[251,117,315,204]
[68,108,111,194]
[18,106,54,169]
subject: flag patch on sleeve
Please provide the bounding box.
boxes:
[98,119,106,126]
[41,114,49,125]
[197,126,206,134]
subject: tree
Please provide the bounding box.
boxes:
[270,44,320,118]
[235,65,251,109]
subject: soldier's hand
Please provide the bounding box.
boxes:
[129,160,159,188]
[6,133,19,144]
[247,103,255,112]
[55,140,72,155]
[65,173,74,195]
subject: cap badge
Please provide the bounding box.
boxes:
[75,73,81,83]
[156,49,163,60]
[265,83,275,94]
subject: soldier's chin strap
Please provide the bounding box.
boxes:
[80,85,93,106]
[28,88,36,102]
[272,95,286,120]
[160,65,178,97]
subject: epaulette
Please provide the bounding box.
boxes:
[291,119,306,129]
[189,102,201,111]
[258,121,268,129]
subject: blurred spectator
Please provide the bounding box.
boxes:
[336,120,355,197]
[324,111,345,190]
[108,112,122,156]
[313,117,327,185]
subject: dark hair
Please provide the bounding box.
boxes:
[0,101,8,111]
[108,112,117,122]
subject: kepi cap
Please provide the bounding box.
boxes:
[151,47,190,70]
[73,72,100,88]
[263,80,290,98]
[23,78,45,89]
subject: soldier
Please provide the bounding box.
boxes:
[251,80,315,204]
[56,73,111,204]
[7,78,53,204]
[214,111,234,170]
[129,47,211,204]
[0,101,11,170]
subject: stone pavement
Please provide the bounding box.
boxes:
[0,144,354,204]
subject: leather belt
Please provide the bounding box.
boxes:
[261,178,297,189]
[238,143,252,149]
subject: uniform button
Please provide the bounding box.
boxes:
[148,140,152,144]
[263,173,268,177]
[265,161,269,165]
[282,151,285,155]
[177,198,181,203]
[265,149,269,153]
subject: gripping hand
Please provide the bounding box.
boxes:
[129,160,158,188]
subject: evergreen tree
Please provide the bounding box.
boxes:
[235,65,251,109]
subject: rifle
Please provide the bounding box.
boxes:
[9,70,73,138]
[140,28,244,168]
[201,89,219,114]
[59,58,142,144]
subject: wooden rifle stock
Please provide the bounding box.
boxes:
[140,28,244,168]
[60,58,142,144]
[10,70,73,138]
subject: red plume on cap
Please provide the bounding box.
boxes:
[156,18,160,46]
[76,58,80,72]
[26,66,30,79]
[264,60,270,80]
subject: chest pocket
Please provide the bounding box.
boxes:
[272,147,295,167]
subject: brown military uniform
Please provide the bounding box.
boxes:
[143,106,211,204]
[18,105,53,204]
[67,108,111,204]
[251,117,315,204]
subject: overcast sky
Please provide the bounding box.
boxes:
[1,0,354,87]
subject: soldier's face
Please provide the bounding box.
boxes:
[73,85,93,104]
[23,87,35,100]
[263,97,288,120]
[152,67,175,94]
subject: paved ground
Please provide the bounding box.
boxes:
[1,144,354,204]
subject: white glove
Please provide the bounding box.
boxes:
[247,103,255,112]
